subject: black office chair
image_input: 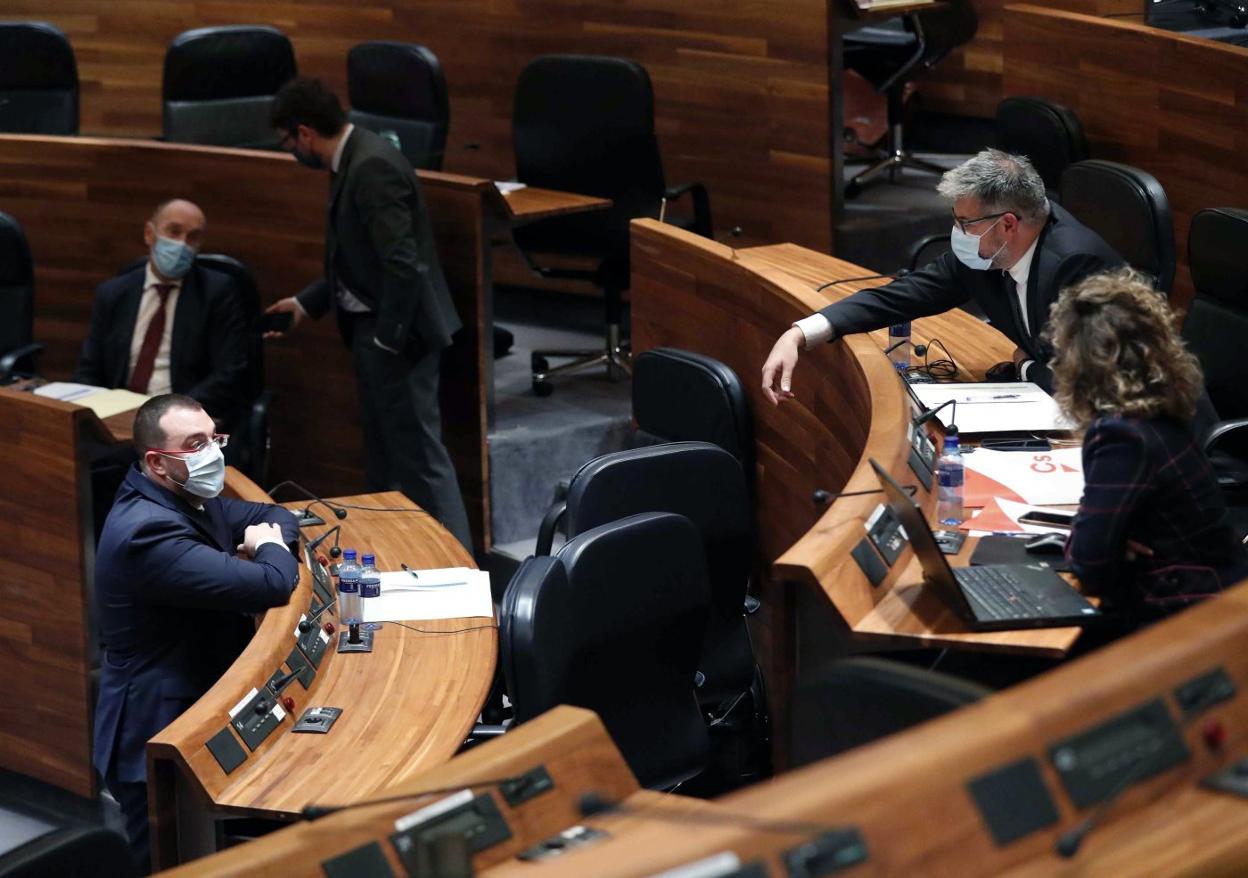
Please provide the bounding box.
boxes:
[994,97,1088,199]
[347,41,449,171]
[1059,159,1176,295]
[0,211,42,383]
[0,826,136,878]
[499,512,711,790]
[843,0,978,198]
[195,254,272,482]
[0,22,78,135]
[512,54,712,396]
[788,656,990,768]
[162,26,297,149]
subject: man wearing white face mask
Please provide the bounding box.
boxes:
[761,149,1123,404]
[92,394,300,870]
[74,198,249,423]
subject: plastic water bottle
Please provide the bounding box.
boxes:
[360,553,381,631]
[888,322,912,373]
[936,426,965,526]
[337,548,362,629]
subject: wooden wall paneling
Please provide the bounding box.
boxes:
[18,0,836,255]
[0,390,110,797]
[1003,4,1248,310]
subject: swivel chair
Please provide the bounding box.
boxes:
[498,512,711,790]
[843,0,978,198]
[162,26,296,149]
[1059,159,1176,295]
[0,211,41,383]
[347,41,449,171]
[0,21,78,135]
[511,55,712,396]
[0,826,136,878]
[789,656,990,768]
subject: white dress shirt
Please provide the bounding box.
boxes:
[128,263,182,396]
[793,237,1043,379]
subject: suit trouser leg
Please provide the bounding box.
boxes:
[104,768,150,875]
[350,324,473,551]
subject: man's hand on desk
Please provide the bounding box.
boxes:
[238,523,288,558]
[262,297,305,340]
[761,326,805,405]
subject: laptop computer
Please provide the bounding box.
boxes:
[870,459,1100,631]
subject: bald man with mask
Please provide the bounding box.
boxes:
[93,394,299,871]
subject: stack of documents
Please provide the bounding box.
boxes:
[963,447,1084,507]
[361,567,493,623]
[33,382,149,418]
[909,382,1076,434]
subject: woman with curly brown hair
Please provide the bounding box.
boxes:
[1049,268,1248,625]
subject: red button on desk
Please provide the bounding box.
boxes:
[1203,719,1227,750]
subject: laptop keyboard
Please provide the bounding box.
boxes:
[954,565,1055,620]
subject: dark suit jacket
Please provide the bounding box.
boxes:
[1067,416,1248,625]
[296,126,461,356]
[73,261,249,421]
[92,466,300,783]
[818,202,1123,390]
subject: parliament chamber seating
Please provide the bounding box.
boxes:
[0,21,78,136]
[347,41,450,171]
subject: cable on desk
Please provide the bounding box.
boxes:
[388,620,499,636]
[906,336,960,381]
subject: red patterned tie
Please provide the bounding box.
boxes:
[128,283,174,393]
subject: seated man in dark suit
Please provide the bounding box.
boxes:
[73,198,248,424]
[761,149,1124,403]
[93,394,300,871]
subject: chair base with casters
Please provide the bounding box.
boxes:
[846,88,949,199]
[531,321,630,397]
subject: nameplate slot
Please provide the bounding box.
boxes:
[389,793,512,877]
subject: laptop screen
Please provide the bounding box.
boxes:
[869,458,974,617]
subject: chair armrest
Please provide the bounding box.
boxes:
[1204,417,1248,457]
[0,342,44,382]
[662,182,713,239]
[535,500,567,556]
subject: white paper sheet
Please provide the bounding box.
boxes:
[909,382,1076,434]
[33,381,104,402]
[495,181,528,194]
[963,446,1084,506]
[361,568,494,622]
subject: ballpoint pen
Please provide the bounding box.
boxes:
[401,563,419,579]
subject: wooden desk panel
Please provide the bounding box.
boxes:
[147,474,496,868]
[1003,4,1248,310]
[155,706,642,877]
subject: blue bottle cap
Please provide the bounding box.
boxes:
[342,548,357,560]
[362,554,376,566]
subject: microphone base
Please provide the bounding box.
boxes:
[296,510,327,528]
[337,628,374,653]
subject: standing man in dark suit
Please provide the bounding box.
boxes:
[761,150,1124,403]
[264,77,472,550]
[94,394,300,871]
[73,198,249,425]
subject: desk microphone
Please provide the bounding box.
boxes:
[298,599,335,633]
[300,773,533,821]
[267,480,349,522]
[812,485,917,507]
[815,268,908,293]
[883,337,928,359]
[716,225,744,244]
[913,398,957,430]
[306,524,343,559]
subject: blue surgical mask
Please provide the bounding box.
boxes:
[291,147,325,171]
[151,235,196,279]
[950,217,1007,271]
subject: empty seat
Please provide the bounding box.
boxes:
[0,22,78,135]
[347,41,449,170]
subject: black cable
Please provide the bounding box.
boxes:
[906,336,960,381]
[267,479,434,517]
[388,620,499,636]
[814,269,907,293]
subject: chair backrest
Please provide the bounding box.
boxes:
[501,511,711,789]
[0,211,35,360]
[194,253,264,399]
[512,54,666,259]
[913,0,979,74]
[347,41,449,171]
[563,442,755,701]
[631,348,753,475]
[788,657,990,769]
[1059,159,1176,294]
[1185,208,1248,421]
[994,96,1089,197]
[0,826,136,878]
[0,22,78,135]
[162,26,296,149]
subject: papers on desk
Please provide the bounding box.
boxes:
[33,383,149,418]
[963,447,1084,507]
[361,567,493,622]
[495,181,527,195]
[909,382,1076,434]
[963,496,1074,537]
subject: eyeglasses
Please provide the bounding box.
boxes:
[952,211,1011,234]
[149,434,230,457]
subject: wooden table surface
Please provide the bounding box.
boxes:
[148,472,497,867]
[501,185,612,224]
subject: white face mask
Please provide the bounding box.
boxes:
[950,215,1007,271]
[163,442,226,499]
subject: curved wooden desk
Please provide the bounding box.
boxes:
[628,220,1085,755]
[147,468,496,870]
[475,580,1248,877]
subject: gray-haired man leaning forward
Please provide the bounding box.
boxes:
[761,149,1123,404]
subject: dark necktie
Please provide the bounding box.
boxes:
[128,283,174,393]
